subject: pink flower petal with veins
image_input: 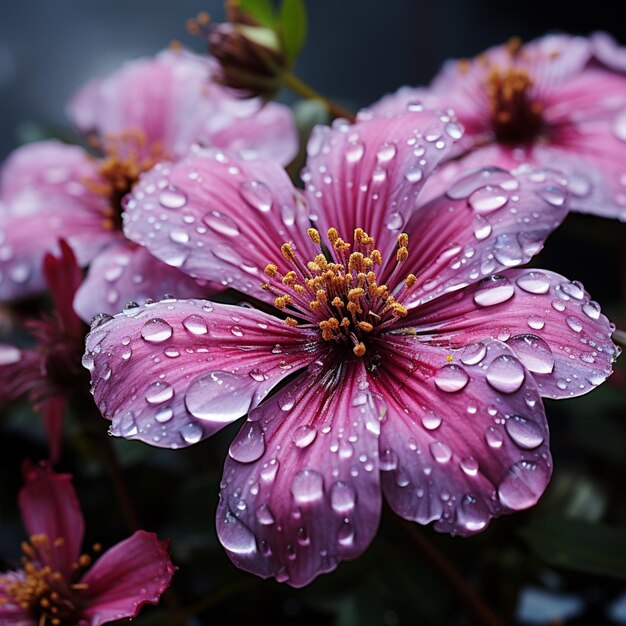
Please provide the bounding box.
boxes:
[80,531,175,626]
[68,48,297,165]
[371,339,551,535]
[396,268,617,399]
[123,147,313,303]
[217,357,383,587]
[392,163,569,307]
[84,298,322,448]
[303,109,464,258]
[18,461,84,578]
[74,240,216,321]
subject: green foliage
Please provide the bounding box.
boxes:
[279,0,308,64]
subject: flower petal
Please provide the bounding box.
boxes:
[371,339,551,535]
[18,461,84,577]
[84,299,321,448]
[395,162,569,307]
[591,31,626,73]
[217,358,383,587]
[303,108,464,257]
[396,268,617,399]
[0,571,35,626]
[123,147,312,303]
[74,240,216,322]
[68,48,296,164]
[42,396,66,465]
[80,531,175,626]
[0,141,113,301]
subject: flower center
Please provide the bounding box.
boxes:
[84,131,166,231]
[263,227,416,357]
[0,534,98,626]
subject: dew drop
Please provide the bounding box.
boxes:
[155,406,174,423]
[292,425,317,449]
[582,301,601,320]
[330,481,356,513]
[473,275,515,306]
[421,412,442,430]
[507,334,555,374]
[220,512,257,555]
[376,142,397,163]
[486,355,525,393]
[527,315,545,330]
[566,315,583,333]
[485,426,504,448]
[460,342,487,365]
[141,318,173,343]
[255,504,275,525]
[460,456,479,476]
[404,166,423,183]
[159,185,187,209]
[239,180,273,212]
[516,271,551,294]
[505,415,544,449]
[468,186,508,213]
[291,469,324,504]
[538,185,566,206]
[182,314,208,335]
[180,422,203,444]
[429,441,453,463]
[185,371,251,422]
[385,211,403,231]
[203,210,240,237]
[346,141,365,163]
[434,364,469,392]
[145,381,174,405]
[498,461,546,510]
[229,421,265,463]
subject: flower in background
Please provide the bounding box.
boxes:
[0,242,86,463]
[373,33,626,220]
[0,47,298,320]
[82,108,616,586]
[0,461,174,626]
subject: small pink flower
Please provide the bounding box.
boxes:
[0,242,86,463]
[0,461,174,626]
[0,48,298,320]
[372,33,626,220]
[83,108,617,586]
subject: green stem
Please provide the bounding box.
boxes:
[281,71,355,122]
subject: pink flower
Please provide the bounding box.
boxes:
[82,108,617,586]
[0,461,174,626]
[372,33,626,220]
[0,48,298,320]
[0,242,86,463]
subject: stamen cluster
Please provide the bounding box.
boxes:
[263,227,417,357]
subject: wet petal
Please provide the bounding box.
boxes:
[81,531,175,626]
[84,299,321,448]
[123,147,312,304]
[397,268,617,399]
[217,358,383,587]
[395,162,569,305]
[68,48,296,164]
[74,240,216,321]
[18,461,84,577]
[303,108,464,258]
[372,339,551,535]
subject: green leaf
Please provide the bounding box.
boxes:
[521,516,626,580]
[279,0,307,63]
[238,0,276,27]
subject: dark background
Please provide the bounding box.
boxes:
[1,2,625,625]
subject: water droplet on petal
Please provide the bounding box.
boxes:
[505,415,544,449]
[155,406,174,423]
[460,342,487,365]
[159,185,187,209]
[498,461,547,510]
[527,315,545,330]
[376,142,397,163]
[346,141,365,163]
[460,457,479,476]
[429,441,453,463]
[330,481,356,513]
[185,371,251,422]
[182,314,208,335]
[337,520,355,547]
[434,364,469,392]
[385,211,403,231]
[203,210,240,237]
[404,166,423,183]
[422,412,442,430]
[0,345,21,365]
[538,185,566,206]
[566,316,583,333]
[486,355,525,393]
[468,186,508,213]
[485,426,504,448]
[516,271,551,294]
[507,334,555,374]
[582,301,601,320]
[473,215,492,240]
[141,318,173,343]
[229,421,265,463]
[473,275,514,306]
[220,512,257,555]
[145,381,174,404]
[291,469,324,504]
[239,180,273,212]
[180,422,203,444]
[255,504,275,525]
[379,449,398,471]
[290,424,316,449]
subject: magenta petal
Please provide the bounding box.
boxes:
[217,358,383,587]
[398,268,617,399]
[84,299,321,448]
[42,396,66,465]
[74,240,216,321]
[591,32,626,73]
[68,49,296,165]
[18,462,84,577]
[372,339,551,535]
[303,109,464,257]
[80,531,175,626]
[123,148,313,304]
[395,162,569,307]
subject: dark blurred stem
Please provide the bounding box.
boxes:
[393,517,507,626]
[93,426,142,532]
[281,71,355,121]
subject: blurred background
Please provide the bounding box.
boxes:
[1,1,625,625]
